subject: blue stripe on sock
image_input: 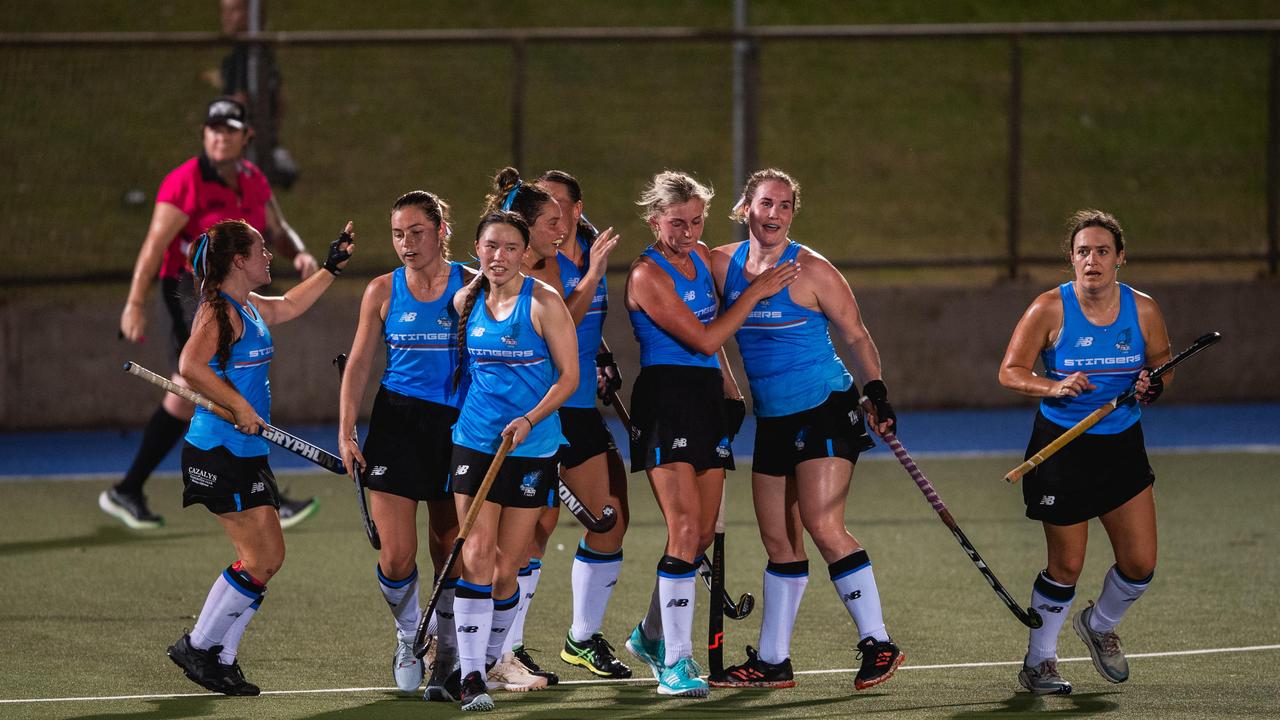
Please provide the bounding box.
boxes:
[455,579,492,594]
[376,564,418,588]
[528,558,542,571]
[517,563,533,577]
[657,568,697,579]
[222,569,262,600]
[766,566,810,579]
[830,561,871,581]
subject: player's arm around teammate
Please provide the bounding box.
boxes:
[707,170,904,692]
[445,212,578,711]
[622,171,797,698]
[998,209,1172,695]
[166,218,352,696]
[338,191,475,695]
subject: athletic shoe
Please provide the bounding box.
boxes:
[512,645,558,685]
[167,633,231,694]
[1018,658,1073,695]
[424,656,461,702]
[393,634,425,693]
[625,623,667,681]
[1073,601,1130,683]
[657,657,709,697]
[277,495,319,529]
[99,488,163,529]
[709,645,796,688]
[488,651,549,691]
[219,660,261,696]
[561,632,633,679]
[458,670,494,712]
[854,637,904,690]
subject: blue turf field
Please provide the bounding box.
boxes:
[3,402,1276,479]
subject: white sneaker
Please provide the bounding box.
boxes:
[393,635,424,693]
[487,651,548,692]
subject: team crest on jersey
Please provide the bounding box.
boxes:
[794,427,807,451]
[716,437,732,458]
[1114,327,1132,352]
[1074,336,1094,348]
[520,470,542,497]
[399,311,417,322]
[436,310,453,328]
[501,323,521,347]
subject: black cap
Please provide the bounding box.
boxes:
[205,97,247,130]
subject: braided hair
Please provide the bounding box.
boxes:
[192,220,256,373]
[452,211,531,390]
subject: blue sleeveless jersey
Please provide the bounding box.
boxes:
[186,294,272,457]
[557,232,607,408]
[628,247,720,369]
[723,241,852,417]
[1040,282,1145,434]
[381,264,468,408]
[452,276,565,458]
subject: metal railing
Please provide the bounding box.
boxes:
[4,19,1278,280]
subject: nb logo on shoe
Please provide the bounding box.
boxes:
[459,625,480,633]
[1036,603,1064,613]
[844,590,862,601]
[665,598,689,608]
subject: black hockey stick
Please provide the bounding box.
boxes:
[124,361,346,474]
[611,388,754,621]
[864,402,1042,629]
[556,479,618,534]
[333,354,381,550]
[1006,331,1222,483]
[414,435,513,658]
[707,485,727,679]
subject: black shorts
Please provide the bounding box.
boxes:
[1022,411,1155,525]
[362,387,459,502]
[161,273,197,366]
[557,406,618,469]
[448,445,558,509]
[181,442,280,515]
[752,386,875,476]
[628,365,735,474]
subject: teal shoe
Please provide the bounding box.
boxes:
[624,623,665,680]
[657,657,709,698]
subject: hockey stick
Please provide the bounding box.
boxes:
[865,403,1042,629]
[1005,331,1222,484]
[611,389,755,621]
[333,354,381,550]
[556,479,617,534]
[707,484,728,679]
[413,434,513,658]
[124,361,346,475]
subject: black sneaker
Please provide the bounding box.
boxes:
[424,659,461,702]
[99,488,163,529]
[560,632,633,679]
[709,645,795,688]
[167,633,231,694]
[277,495,319,530]
[458,670,494,712]
[854,637,904,691]
[513,645,559,685]
[219,659,261,696]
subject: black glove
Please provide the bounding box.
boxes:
[860,379,897,435]
[1138,371,1164,404]
[596,351,623,404]
[723,397,747,440]
[323,231,354,275]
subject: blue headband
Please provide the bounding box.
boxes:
[192,233,211,280]
[500,180,522,212]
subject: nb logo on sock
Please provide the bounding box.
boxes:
[843,590,862,601]
[1036,604,1064,613]
[458,625,480,633]
[665,598,689,608]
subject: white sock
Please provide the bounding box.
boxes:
[454,581,494,680]
[504,559,542,654]
[435,581,458,660]
[829,550,888,642]
[487,589,521,665]
[217,591,264,664]
[657,555,697,666]
[1026,570,1075,666]
[190,564,266,650]
[758,560,808,664]
[569,541,624,642]
[1090,565,1152,633]
[376,564,421,639]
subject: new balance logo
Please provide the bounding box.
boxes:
[671,437,688,449]
[471,327,485,337]
[250,481,265,493]
[606,580,618,588]
[458,625,480,633]
[683,290,696,302]
[843,590,862,601]
[1074,336,1094,347]
[1036,603,1065,614]
[1040,495,1055,506]
[370,465,388,476]
[455,465,470,475]
[665,598,689,608]
[399,312,417,322]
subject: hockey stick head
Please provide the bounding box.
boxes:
[725,592,754,620]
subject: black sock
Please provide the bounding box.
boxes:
[116,406,187,495]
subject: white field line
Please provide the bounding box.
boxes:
[3,643,1277,705]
